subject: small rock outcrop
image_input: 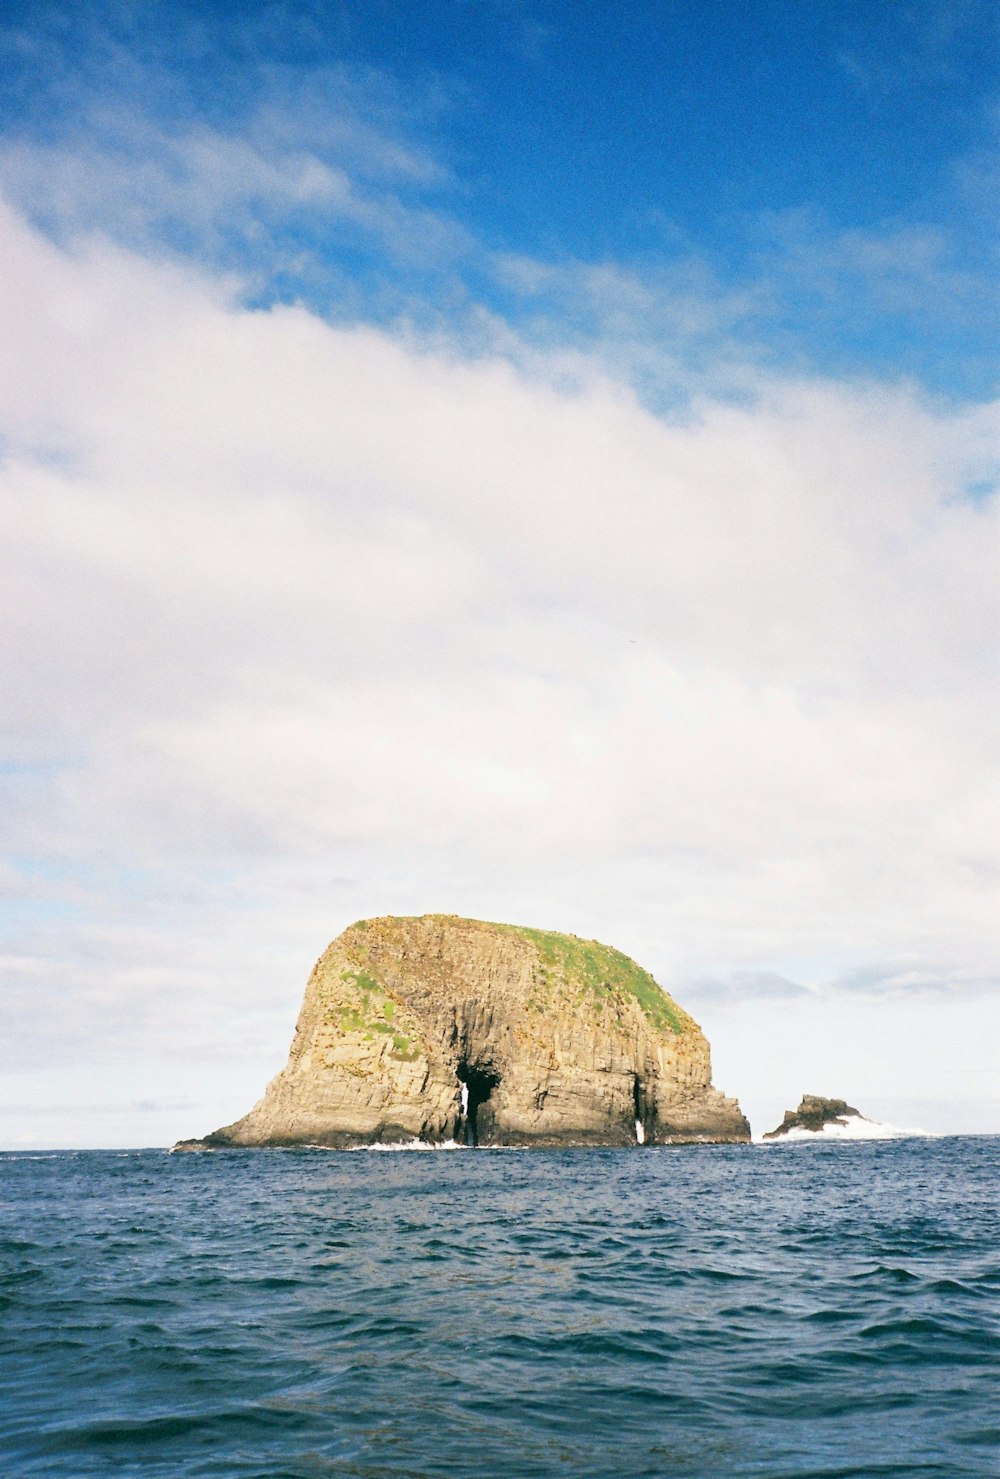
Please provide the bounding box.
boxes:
[180,915,749,1149]
[763,1095,862,1139]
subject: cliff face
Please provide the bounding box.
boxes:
[197,915,749,1148]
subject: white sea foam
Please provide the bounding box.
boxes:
[635,1119,646,1144]
[342,1139,463,1152]
[754,1114,931,1144]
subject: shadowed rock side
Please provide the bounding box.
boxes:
[763,1095,862,1139]
[183,915,749,1149]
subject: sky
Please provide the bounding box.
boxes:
[1,0,998,1147]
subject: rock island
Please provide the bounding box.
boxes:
[763,1095,865,1139]
[180,914,749,1149]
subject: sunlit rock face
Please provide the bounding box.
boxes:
[186,915,750,1149]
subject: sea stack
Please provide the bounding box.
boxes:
[763,1095,864,1139]
[181,915,749,1148]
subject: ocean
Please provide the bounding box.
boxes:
[1,1138,998,1477]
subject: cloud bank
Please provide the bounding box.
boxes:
[2,187,998,1142]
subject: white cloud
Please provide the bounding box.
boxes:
[2,197,999,1144]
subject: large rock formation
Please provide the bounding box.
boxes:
[183,915,749,1148]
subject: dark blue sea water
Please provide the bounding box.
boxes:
[1,1139,998,1478]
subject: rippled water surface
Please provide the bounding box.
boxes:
[2,1139,999,1477]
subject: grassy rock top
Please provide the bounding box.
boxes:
[339,914,694,1037]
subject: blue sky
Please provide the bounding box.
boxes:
[3,0,999,397]
[0,1,998,1146]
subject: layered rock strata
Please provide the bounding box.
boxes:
[763,1095,862,1139]
[183,915,749,1149]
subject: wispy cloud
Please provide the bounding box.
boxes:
[0,93,467,273]
[832,958,1000,998]
[686,972,812,1006]
[836,0,997,97]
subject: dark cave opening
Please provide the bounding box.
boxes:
[457,1060,500,1147]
